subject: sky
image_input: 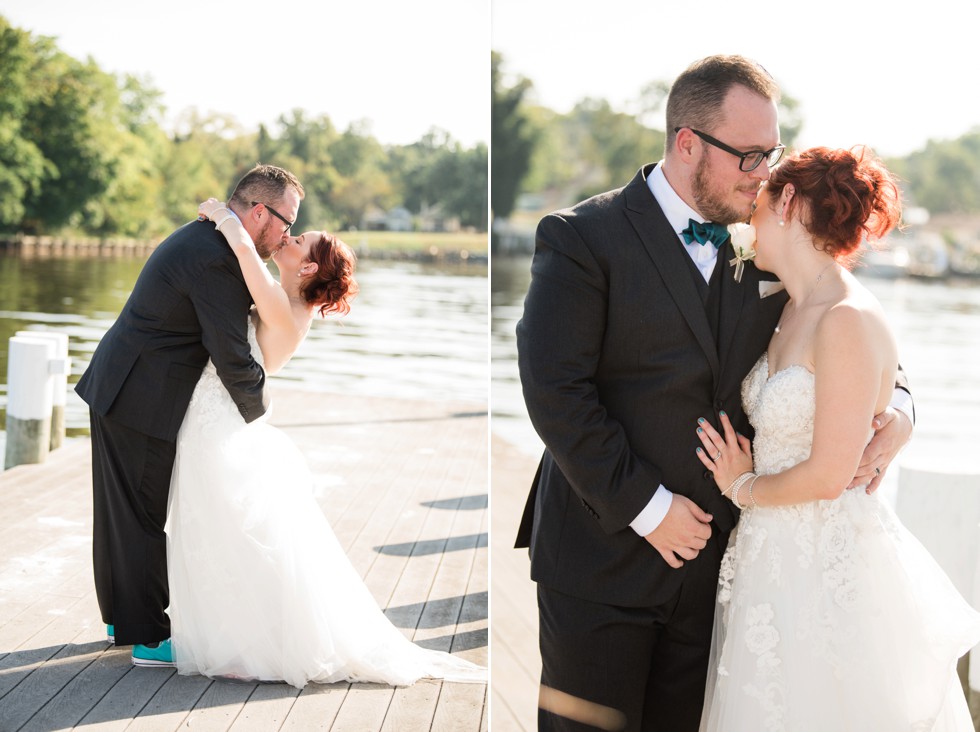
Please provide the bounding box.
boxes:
[4,1,975,158]
[1,0,489,147]
[492,0,978,159]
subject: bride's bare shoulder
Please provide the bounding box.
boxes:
[818,277,896,363]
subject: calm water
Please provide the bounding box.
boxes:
[492,254,980,476]
[0,252,488,460]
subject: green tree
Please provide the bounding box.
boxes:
[890,131,980,214]
[445,142,488,230]
[329,121,392,229]
[565,98,665,199]
[0,19,54,230]
[80,74,172,236]
[491,52,538,224]
[20,42,123,231]
[158,111,251,227]
[274,110,342,230]
[0,15,489,239]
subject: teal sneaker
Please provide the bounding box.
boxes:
[132,639,174,667]
[106,624,115,644]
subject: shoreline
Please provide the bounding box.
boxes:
[0,230,489,263]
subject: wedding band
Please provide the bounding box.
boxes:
[713,451,722,461]
[874,467,881,476]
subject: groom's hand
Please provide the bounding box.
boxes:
[644,495,712,569]
[848,407,912,494]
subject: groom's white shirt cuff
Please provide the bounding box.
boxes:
[891,387,914,426]
[630,486,673,537]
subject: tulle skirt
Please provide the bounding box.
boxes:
[700,488,980,732]
[166,369,485,689]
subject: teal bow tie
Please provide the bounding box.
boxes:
[680,219,730,248]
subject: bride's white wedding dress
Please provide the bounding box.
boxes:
[166,318,485,688]
[700,353,980,731]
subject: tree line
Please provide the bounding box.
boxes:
[491,51,980,229]
[0,16,488,239]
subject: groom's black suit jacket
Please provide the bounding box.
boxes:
[515,164,788,608]
[76,220,268,440]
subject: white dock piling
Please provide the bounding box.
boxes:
[895,466,980,697]
[15,330,70,450]
[4,336,62,469]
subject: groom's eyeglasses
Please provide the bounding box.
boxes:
[675,127,785,172]
[250,201,294,233]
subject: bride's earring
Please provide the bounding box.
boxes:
[778,219,785,227]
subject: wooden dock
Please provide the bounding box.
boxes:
[488,437,539,731]
[487,436,980,731]
[0,388,487,731]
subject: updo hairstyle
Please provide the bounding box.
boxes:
[299,233,359,316]
[767,146,902,262]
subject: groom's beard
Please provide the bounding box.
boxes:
[253,219,282,260]
[692,155,756,225]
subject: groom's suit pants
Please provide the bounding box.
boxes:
[89,410,175,646]
[537,531,725,732]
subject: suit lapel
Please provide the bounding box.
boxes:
[623,166,720,381]
[716,240,747,375]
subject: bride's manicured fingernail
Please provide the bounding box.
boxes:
[720,410,727,417]
[698,417,705,424]
[697,427,703,434]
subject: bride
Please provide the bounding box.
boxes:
[695,147,980,730]
[164,198,485,688]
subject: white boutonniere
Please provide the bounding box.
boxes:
[727,223,756,283]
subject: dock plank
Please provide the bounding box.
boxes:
[279,682,349,731]
[378,679,440,731]
[18,647,133,732]
[125,672,212,731]
[489,435,541,732]
[431,680,487,732]
[75,666,175,730]
[0,389,487,731]
[226,683,300,732]
[328,683,393,732]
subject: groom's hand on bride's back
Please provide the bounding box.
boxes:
[644,495,713,569]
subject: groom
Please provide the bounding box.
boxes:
[515,55,913,731]
[76,164,304,665]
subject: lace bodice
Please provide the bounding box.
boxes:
[702,353,980,731]
[185,315,264,430]
[741,353,814,476]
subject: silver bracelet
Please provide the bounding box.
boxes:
[727,471,756,509]
[746,475,760,507]
[731,482,744,510]
[724,471,755,497]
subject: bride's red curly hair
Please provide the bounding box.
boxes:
[767,146,902,263]
[299,233,359,316]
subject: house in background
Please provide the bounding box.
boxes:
[362,207,413,232]
[361,205,461,233]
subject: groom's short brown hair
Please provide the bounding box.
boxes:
[665,55,781,153]
[229,164,305,209]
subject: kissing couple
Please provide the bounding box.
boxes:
[76,164,486,688]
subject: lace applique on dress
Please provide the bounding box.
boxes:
[185,315,263,430]
[699,353,980,731]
